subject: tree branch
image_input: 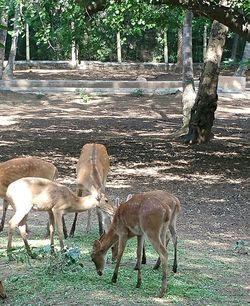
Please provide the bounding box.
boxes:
[78,0,250,41]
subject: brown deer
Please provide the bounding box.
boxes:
[69,143,110,237]
[6,177,110,257]
[91,190,180,298]
[0,157,64,233]
[0,280,7,299]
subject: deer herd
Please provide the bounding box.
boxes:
[0,143,181,299]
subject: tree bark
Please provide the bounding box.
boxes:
[234,41,250,76]
[163,30,168,64]
[231,33,239,61]
[117,31,122,63]
[184,20,228,144]
[203,24,207,61]
[3,4,21,80]
[0,11,8,80]
[25,23,30,61]
[174,28,183,72]
[173,10,195,137]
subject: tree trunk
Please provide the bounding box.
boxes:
[231,33,239,61]
[234,41,250,76]
[3,4,21,79]
[173,10,195,137]
[25,23,30,61]
[117,31,122,63]
[184,20,228,144]
[203,24,207,61]
[174,28,183,72]
[163,30,168,64]
[0,10,8,79]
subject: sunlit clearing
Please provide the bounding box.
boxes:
[106,182,132,189]
[211,255,238,263]
[0,116,19,126]
[57,177,76,186]
[217,106,250,114]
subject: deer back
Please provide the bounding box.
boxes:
[112,191,180,236]
[76,143,110,193]
[6,177,70,211]
[0,157,58,197]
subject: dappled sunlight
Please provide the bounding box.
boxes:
[0,116,19,126]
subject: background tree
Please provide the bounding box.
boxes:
[3,1,21,79]
[0,10,8,78]
[234,41,250,76]
[83,0,250,41]
[184,20,228,143]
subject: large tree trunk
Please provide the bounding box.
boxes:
[231,33,239,61]
[173,10,195,137]
[184,21,228,144]
[3,4,21,80]
[0,10,8,79]
[234,41,250,76]
[174,29,183,72]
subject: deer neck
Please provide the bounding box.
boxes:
[100,227,118,253]
[74,195,98,212]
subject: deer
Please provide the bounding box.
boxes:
[69,143,110,237]
[0,156,68,237]
[0,280,7,299]
[6,177,111,257]
[91,190,181,298]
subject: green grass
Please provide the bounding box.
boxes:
[0,232,249,305]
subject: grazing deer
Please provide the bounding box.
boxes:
[0,280,7,299]
[113,194,147,266]
[69,143,110,237]
[0,157,62,233]
[6,177,110,257]
[91,190,180,298]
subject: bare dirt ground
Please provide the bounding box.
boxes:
[0,67,249,304]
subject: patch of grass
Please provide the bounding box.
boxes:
[78,89,92,103]
[0,233,249,305]
[131,88,144,97]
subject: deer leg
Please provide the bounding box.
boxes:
[0,280,7,299]
[111,235,127,284]
[53,210,65,251]
[169,223,178,273]
[62,216,68,239]
[86,210,92,233]
[18,215,34,258]
[7,207,31,252]
[153,231,171,270]
[0,199,8,232]
[96,208,104,236]
[48,215,67,239]
[69,189,82,237]
[135,237,146,270]
[147,229,168,298]
[135,235,144,288]
[48,211,55,254]
[69,213,78,237]
[111,241,118,262]
[141,243,146,264]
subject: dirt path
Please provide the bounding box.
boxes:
[0,86,249,304]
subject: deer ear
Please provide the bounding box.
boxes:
[115,197,120,207]
[126,194,133,201]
